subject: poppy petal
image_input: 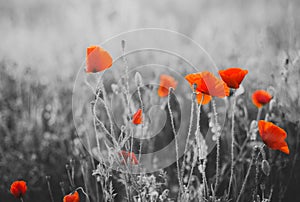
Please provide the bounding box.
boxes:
[119,151,139,165]
[252,90,272,108]
[185,71,229,97]
[86,46,112,73]
[258,120,289,154]
[10,181,27,198]
[219,67,248,89]
[63,191,80,202]
[132,109,143,125]
[158,75,178,97]
[196,93,212,105]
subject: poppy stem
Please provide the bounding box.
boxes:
[256,107,262,122]
[212,99,221,192]
[187,102,201,189]
[136,82,144,165]
[20,197,24,202]
[180,92,195,185]
[167,87,183,197]
[236,148,257,202]
[228,95,236,197]
[46,176,55,202]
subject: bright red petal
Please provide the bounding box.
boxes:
[219,67,248,89]
[158,75,178,97]
[196,93,212,105]
[132,109,143,125]
[185,71,229,97]
[258,120,289,154]
[63,191,80,202]
[86,46,112,73]
[10,181,27,198]
[252,90,272,108]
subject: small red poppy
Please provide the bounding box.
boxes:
[218,67,248,89]
[158,75,178,97]
[10,180,27,198]
[119,150,139,165]
[252,90,272,108]
[86,45,112,73]
[132,108,143,125]
[258,120,289,154]
[63,191,80,202]
[185,71,230,104]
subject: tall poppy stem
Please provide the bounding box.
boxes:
[167,87,183,197]
[20,197,24,202]
[46,176,55,202]
[256,107,262,122]
[180,92,195,184]
[212,99,221,192]
[187,94,203,189]
[228,95,236,197]
[236,148,256,202]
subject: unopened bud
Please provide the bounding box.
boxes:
[134,72,143,87]
[261,159,270,176]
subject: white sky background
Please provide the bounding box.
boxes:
[0,0,299,81]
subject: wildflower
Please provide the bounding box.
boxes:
[10,180,27,199]
[252,90,272,108]
[86,45,112,73]
[119,150,139,165]
[185,71,229,104]
[63,191,80,202]
[158,75,178,97]
[218,67,248,89]
[258,120,289,154]
[132,108,143,125]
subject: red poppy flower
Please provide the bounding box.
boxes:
[185,71,230,104]
[158,75,178,97]
[252,90,272,108]
[132,108,143,125]
[119,150,139,165]
[63,191,80,202]
[10,180,27,198]
[218,67,248,89]
[86,45,112,73]
[258,120,289,154]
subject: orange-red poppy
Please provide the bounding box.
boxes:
[63,191,80,202]
[185,71,230,104]
[252,90,272,108]
[195,93,212,105]
[86,45,112,73]
[158,75,178,97]
[10,180,27,198]
[132,108,143,125]
[119,150,139,165]
[218,67,248,89]
[258,120,289,154]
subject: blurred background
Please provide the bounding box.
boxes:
[1,0,300,201]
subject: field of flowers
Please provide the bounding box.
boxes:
[1,1,300,202]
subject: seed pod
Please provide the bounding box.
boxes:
[261,159,271,176]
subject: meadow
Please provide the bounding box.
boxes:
[1,1,300,201]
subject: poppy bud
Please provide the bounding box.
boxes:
[135,72,143,87]
[111,83,119,94]
[269,99,276,111]
[121,40,126,51]
[261,159,271,176]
